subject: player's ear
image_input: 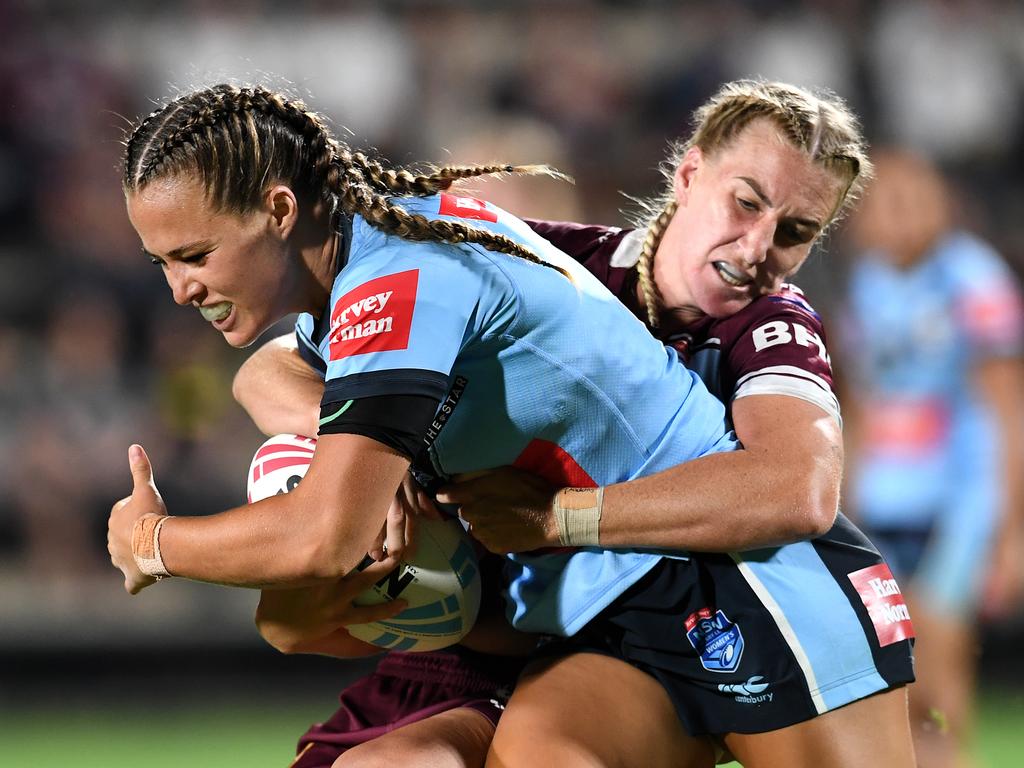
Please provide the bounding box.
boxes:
[266,185,300,240]
[673,147,703,207]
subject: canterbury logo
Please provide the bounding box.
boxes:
[717,676,769,696]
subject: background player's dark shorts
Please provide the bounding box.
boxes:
[291,647,526,768]
[867,526,932,582]
[534,513,916,737]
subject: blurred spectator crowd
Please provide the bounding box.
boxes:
[1,0,1023,643]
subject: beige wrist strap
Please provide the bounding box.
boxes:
[553,487,604,547]
[132,515,172,579]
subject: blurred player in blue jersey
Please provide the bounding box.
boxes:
[231,82,917,767]
[838,149,1024,768]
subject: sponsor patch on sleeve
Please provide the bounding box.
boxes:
[328,270,418,360]
[438,193,498,223]
[848,563,915,647]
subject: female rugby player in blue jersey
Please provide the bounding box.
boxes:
[233,81,917,768]
[106,82,742,767]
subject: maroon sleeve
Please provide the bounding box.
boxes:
[523,219,639,309]
[522,219,619,262]
[712,285,841,423]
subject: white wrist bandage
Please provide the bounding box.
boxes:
[132,515,172,579]
[553,487,604,547]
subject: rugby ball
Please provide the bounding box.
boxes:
[246,434,482,652]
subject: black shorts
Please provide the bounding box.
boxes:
[535,513,916,736]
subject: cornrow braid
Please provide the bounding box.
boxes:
[636,201,677,328]
[807,102,826,160]
[123,83,571,276]
[780,97,812,150]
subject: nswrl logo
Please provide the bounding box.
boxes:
[685,607,745,673]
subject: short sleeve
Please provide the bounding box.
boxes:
[726,290,841,426]
[313,227,516,407]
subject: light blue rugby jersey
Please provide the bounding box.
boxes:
[296,193,738,636]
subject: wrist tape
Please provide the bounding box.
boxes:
[553,487,603,547]
[132,515,172,579]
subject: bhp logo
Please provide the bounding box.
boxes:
[329,270,419,360]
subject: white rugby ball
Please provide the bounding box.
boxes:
[246,434,482,652]
[247,433,317,503]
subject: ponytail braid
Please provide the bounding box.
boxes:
[636,201,676,328]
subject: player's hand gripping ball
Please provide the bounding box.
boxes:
[247,434,482,652]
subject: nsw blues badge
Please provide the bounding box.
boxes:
[685,607,744,673]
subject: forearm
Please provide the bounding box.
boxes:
[256,588,384,658]
[157,436,410,587]
[233,334,322,437]
[998,420,1023,539]
[597,444,840,551]
[446,397,842,555]
[975,358,1024,532]
[159,492,372,587]
[589,395,841,552]
[274,627,383,658]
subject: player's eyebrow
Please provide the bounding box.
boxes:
[737,176,822,231]
[142,240,213,262]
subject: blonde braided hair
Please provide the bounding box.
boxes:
[123,84,568,275]
[630,79,872,327]
[635,200,677,328]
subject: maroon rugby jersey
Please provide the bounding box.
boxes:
[526,219,841,425]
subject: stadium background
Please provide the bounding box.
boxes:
[1,1,1022,765]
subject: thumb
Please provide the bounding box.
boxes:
[128,444,156,493]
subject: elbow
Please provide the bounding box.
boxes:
[781,460,840,540]
[256,622,305,655]
[285,542,351,583]
[789,481,840,539]
[789,498,837,539]
[231,361,255,409]
[254,609,310,656]
[293,510,365,581]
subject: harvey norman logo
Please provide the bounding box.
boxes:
[848,563,915,647]
[329,270,419,360]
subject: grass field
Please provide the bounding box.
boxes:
[2,691,1022,767]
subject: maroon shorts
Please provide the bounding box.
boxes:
[291,648,526,768]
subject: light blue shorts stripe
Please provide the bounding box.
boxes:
[732,542,888,713]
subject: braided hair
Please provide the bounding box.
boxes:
[123,84,567,274]
[631,79,872,327]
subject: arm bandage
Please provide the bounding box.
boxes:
[132,515,172,579]
[553,487,604,547]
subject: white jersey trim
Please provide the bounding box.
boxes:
[733,365,842,427]
[730,554,828,715]
[609,229,644,268]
